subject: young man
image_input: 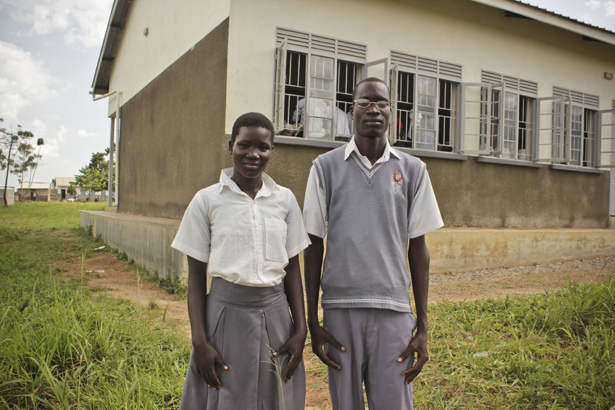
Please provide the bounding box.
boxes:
[303,78,444,409]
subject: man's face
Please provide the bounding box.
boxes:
[351,81,391,139]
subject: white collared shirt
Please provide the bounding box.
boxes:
[172,168,310,287]
[303,137,443,239]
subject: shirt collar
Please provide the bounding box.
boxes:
[218,168,278,198]
[344,136,401,162]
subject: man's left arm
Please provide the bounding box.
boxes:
[398,234,430,384]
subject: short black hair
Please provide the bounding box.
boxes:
[231,112,275,144]
[352,77,390,101]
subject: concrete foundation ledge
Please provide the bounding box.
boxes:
[80,210,187,280]
[428,228,615,273]
[80,211,615,279]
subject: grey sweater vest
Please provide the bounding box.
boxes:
[313,146,425,312]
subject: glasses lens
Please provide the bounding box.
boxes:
[376,101,390,109]
[356,99,370,108]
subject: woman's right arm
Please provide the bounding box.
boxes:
[187,256,227,389]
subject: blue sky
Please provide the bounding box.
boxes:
[0,0,613,188]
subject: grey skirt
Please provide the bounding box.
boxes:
[179,277,306,410]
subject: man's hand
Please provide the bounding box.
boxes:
[276,330,307,382]
[309,323,345,370]
[193,342,228,389]
[398,331,428,384]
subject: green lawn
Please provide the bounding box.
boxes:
[0,202,189,409]
[1,202,613,409]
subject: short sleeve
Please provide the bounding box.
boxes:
[285,192,311,258]
[303,165,328,238]
[171,192,211,262]
[408,168,444,238]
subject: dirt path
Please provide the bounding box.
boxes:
[60,251,615,410]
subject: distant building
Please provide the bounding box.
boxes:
[0,187,15,205]
[54,177,76,200]
[17,182,50,202]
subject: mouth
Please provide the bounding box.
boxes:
[364,120,383,125]
[243,162,260,170]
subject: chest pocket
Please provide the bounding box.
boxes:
[265,218,288,262]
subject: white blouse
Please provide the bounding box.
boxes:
[171,169,310,287]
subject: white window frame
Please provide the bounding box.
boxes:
[552,87,601,167]
[535,96,566,163]
[597,106,615,168]
[390,52,462,153]
[273,28,367,142]
[479,71,538,161]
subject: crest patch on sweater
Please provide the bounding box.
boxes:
[393,172,402,182]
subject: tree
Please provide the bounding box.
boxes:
[74,149,114,199]
[67,183,77,196]
[1,119,38,206]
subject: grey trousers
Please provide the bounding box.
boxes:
[179,278,306,410]
[323,308,417,410]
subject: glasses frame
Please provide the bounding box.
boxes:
[354,99,391,110]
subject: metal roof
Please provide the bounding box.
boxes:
[91,0,131,95]
[512,0,615,36]
[90,0,615,95]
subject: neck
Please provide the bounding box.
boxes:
[354,134,387,165]
[231,173,263,200]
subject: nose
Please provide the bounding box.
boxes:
[246,149,259,158]
[367,103,380,113]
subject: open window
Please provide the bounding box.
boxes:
[597,108,615,168]
[459,83,491,155]
[389,52,462,153]
[535,96,566,162]
[273,28,367,142]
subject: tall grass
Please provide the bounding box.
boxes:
[416,279,615,409]
[0,203,189,409]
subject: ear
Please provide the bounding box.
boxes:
[228,140,233,154]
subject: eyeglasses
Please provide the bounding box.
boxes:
[354,99,390,109]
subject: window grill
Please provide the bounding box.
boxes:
[481,71,538,97]
[391,51,462,81]
[553,87,599,109]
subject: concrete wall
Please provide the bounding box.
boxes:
[0,188,15,205]
[80,210,615,279]
[224,0,615,132]
[80,211,187,280]
[107,0,231,116]
[117,19,230,219]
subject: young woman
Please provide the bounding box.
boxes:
[171,112,309,409]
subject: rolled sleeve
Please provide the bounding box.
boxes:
[285,192,311,258]
[171,193,211,263]
[408,169,444,239]
[303,165,328,238]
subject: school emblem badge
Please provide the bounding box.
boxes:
[393,172,402,182]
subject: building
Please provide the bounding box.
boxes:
[0,187,15,206]
[54,177,76,200]
[83,0,615,279]
[17,182,50,202]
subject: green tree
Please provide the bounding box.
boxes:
[1,119,39,206]
[67,183,77,196]
[74,149,114,199]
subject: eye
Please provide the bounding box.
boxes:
[259,145,271,152]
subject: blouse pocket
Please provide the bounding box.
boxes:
[265,218,288,262]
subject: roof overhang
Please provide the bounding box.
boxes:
[91,0,131,95]
[472,0,615,46]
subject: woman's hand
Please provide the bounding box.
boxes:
[276,328,307,382]
[194,341,228,389]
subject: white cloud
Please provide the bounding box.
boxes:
[585,0,603,10]
[606,1,615,16]
[40,125,67,158]
[32,119,46,137]
[76,129,97,138]
[0,41,57,124]
[5,0,113,50]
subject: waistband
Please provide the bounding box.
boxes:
[208,277,287,309]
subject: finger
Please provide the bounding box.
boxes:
[403,367,422,384]
[215,356,229,371]
[276,342,290,357]
[283,351,302,381]
[323,333,345,352]
[397,346,416,363]
[314,345,341,370]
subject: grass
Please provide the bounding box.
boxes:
[0,202,189,409]
[1,202,614,409]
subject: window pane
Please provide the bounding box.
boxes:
[310,56,334,92]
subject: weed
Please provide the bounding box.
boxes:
[116,251,129,261]
[148,299,159,310]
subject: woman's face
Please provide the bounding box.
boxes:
[229,126,273,181]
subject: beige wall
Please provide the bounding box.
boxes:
[107,0,231,116]
[117,20,229,219]
[224,0,615,133]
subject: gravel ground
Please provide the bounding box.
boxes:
[430,256,615,284]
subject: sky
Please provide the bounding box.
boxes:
[0,0,614,189]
